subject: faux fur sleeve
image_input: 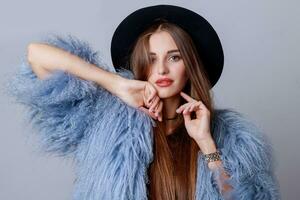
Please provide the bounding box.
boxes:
[4,35,119,157]
[195,108,281,200]
[72,98,156,199]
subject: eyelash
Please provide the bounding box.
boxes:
[150,55,181,62]
[170,55,181,61]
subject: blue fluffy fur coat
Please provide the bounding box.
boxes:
[5,35,281,200]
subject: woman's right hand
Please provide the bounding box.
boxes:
[119,79,163,121]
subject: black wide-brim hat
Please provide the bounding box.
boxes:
[110,4,224,88]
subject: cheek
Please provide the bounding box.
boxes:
[175,67,188,84]
[147,74,154,84]
[146,68,155,82]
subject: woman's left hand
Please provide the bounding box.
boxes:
[176,91,212,142]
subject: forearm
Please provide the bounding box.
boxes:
[208,160,234,198]
[66,56,127,97]
[196,138,233,197]
[27,43,127,97]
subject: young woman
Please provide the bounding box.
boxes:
[6,4,280,200]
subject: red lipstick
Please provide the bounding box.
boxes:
[155,78,173,87]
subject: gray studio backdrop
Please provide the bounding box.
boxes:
[1,0,299,199]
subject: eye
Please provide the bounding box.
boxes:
[150,57,156,63]
[169,55,181,62]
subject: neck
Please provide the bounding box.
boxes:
[161,94,182,135]
[162,94,181,119]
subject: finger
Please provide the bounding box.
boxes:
[180,91,196,103]
[147,84,157,104]
[157,100,163,114]
[144,84,151,104]
[148,91,157,105]
[183,104,193,114]
[149,96,160,112]
[145,92,156,107]
[188,102,201,112]
[155,101,163,121]
[152,101,163,121]
[176,103,189,113]
[144,97,152,108]
[155,100,163,121]
[144,95,151,108]
[183,101,201,115]
[198,101,207,110]
[182,109,191,122]
[144,84,156,105]
[176,102,193,113]
[153,100,160,116]
[143,94,148,107]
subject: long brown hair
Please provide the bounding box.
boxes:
[129,20,216,200]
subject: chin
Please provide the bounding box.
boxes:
[157,88,180,99]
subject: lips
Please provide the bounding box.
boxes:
[155,78,173,87]
[155,78,173,84]
[156,81,173,87]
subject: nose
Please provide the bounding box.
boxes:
[157,61,169,75]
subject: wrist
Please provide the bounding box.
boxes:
[207,160,222,170]
[116,77,134,97]
[196,137,217,154]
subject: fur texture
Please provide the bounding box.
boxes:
[5,35,281,199]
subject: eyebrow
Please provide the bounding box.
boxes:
[149,49,180,55]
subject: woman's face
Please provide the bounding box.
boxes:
[147,31,188,99]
